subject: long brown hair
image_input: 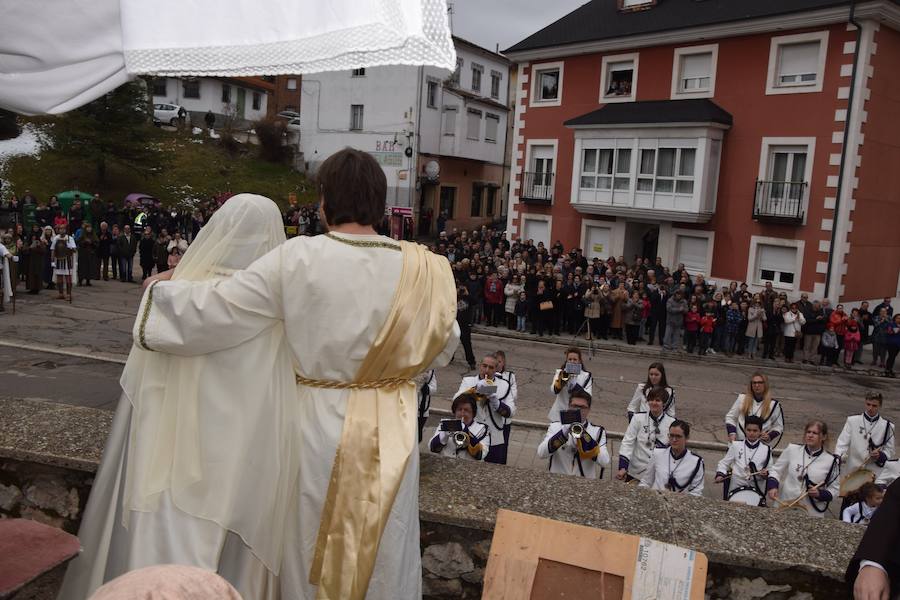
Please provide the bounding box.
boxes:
[741,371,773,419]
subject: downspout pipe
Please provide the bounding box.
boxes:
[825,0,861,300]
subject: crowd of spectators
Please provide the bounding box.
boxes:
[0,191,319,300]
[430,227,900,378]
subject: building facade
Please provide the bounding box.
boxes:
[151,77,271,127]
[298,37,511,234]
[504,0,900,303]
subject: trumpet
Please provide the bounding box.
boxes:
[453,431,469,448]
[571,423,584,440]
[559,371,570,383]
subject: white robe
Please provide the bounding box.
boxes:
[724,394,785,444]
[618,412,675,479]
[547,369,593,421]
[454,375,514,448]
[428,421,488,461]
[626,384,675,421]
[537,421,609,480]
[639,448,705,497]
[769,444,841,517]
[112,232,458,599]
[834,413,895,478]
[715,440,772,491]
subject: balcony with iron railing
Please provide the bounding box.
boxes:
[520,172,554,205]
[752,180,806,224]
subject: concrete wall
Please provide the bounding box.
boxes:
[0,398,863,600]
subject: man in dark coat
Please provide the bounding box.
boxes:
[138,227,156,281]
[116,224,138,283]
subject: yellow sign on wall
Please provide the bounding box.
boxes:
[593,243,604,254]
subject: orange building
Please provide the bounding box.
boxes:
[504,0,900,303]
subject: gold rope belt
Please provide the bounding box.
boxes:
[295,374,413,390]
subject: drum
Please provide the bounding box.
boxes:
[839,468,875,497]
[727,486,765,507]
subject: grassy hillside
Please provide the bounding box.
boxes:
[2,127,316,209]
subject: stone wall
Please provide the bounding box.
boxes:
[1,398,864,599]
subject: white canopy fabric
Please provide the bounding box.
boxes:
[0,0,455,115]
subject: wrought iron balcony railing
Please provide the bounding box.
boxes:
[520,172,554,205]
[753,180,806,224]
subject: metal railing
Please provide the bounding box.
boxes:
[520,172,554,204]
[753,180,806,223]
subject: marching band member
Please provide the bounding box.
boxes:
[841,482,884,525]
[876,458,899,487]
[416,369,437,442]
[454,353,514,464]
[714,415,771,500]
[548,347,593,421]
[429,393,489,461]
[725,372,784,446]
[835,392,895,496]
[617,388,675,482]
[640,420,704,496]
[626,361,675,422]
[494,350,518,455]
[767,420,841,517]
[537,388,609,480]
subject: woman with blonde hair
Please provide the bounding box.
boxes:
[725,371,784,447]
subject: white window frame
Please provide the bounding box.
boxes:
[490,70,502,100]
[471,63,484,93]
[599,52,639,103]
[286,78,298,90]
[523,139,559,204]
[580,218,626,259]
[670,44,718,99]
[757,136,815,225]
[442,105,458,136]
[669,228,715,277]
[530,61,564,107]
[765,31,829,95]
[466,108,482,141]
[747,236,806,293]
[520,213,553,246]
[485,113,500,143]
[426,78,439,109]
[350,104,364,131]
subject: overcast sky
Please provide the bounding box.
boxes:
[450,0,588,53]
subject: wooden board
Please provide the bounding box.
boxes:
[482,510,708,600]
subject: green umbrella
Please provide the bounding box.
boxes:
[56,190,96,222]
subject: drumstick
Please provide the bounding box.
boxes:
[716,470,766,482]
[776,483,821,511]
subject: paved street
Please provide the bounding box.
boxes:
[1,276,897,504]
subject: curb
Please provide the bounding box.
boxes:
[470,325,891,380]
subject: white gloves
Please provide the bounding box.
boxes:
[489,396,500,411]
[438,431,449,444]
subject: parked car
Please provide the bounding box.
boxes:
[277,110,300,120]
[286,117,301,133]
[153,103,188,126]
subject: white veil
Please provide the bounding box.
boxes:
[120,193,298,574]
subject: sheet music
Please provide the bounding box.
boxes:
[632,537,696,600]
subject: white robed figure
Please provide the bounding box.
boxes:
[58,194,298,599]
[79,149,458,599]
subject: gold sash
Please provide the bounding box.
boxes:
[308,241,456,600]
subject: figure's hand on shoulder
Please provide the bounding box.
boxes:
[143,269,173,289]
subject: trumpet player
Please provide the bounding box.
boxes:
[640,420,704,496]
[454,353,514,464]
[766,420,841,517]
[548,348,593,421]
[537,389,609,479]
[494,350,518,455]
[617,387,675,483]
[429,394,489,461]
[714,415,771,499]
[835,392,895,509]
